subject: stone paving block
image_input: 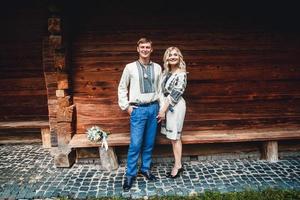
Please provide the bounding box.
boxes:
[1,144,300,199]
[76,192,87,199]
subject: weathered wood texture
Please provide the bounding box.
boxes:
[70,12,300,136]
[0,3,48,121]
[0,129,42,144]
[262,141,279,162]
[0,1,299,150]
[0,121,49,129]
[75,140,300,160]
[43,38,58,146]
[69,127,300,148]
[76,142,261,160]
[0,120,50,147]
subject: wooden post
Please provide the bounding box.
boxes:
[53,147,76,168]
[48,16,61,34]
[99,147,119,171]
[41,127,51,148]
[56,122,73,146]
[49,35,62,49]
[262,141,278,162]
[43,4,76,167]
[57,72,69,89]
[43,38,58,147]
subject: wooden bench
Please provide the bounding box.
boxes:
[69,126,300,162]
[0,120,51,148]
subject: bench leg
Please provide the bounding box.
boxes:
[262,141,278,162]
[99,147,119,171]
[53,147,76,167]
[41,127,51,148]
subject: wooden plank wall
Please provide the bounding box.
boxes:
[0,2,48,121]
[71,2,300,136]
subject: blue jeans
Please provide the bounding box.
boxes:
[126,103,159,177]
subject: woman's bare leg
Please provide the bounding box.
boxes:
[171,139,182,176]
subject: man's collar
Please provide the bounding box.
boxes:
[137,60,153,65]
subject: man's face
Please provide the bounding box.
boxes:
[137,42,153,59]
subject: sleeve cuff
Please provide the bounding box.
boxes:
[167,95,175,106]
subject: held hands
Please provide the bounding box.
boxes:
[157,101,169,123]
[156,111,166,123]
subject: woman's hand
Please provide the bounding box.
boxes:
[157,100,169,123]
[157,111,166,123]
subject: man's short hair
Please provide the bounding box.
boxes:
[137,38,152,46]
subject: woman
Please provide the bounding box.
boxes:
[158,47,187,178]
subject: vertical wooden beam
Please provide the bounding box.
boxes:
[43,38,58,147]
[49,35,62,49]
[262,141,278,162]
[41,127,51,149]
[43,3,76,167]
[53,148,76,168]
[99,147,119,171]
[57,72,69,89]
[48,16,61,34]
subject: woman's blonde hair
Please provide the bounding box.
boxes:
[163,47,186,74]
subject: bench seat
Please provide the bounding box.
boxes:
[0,120,50,148]
[0,121,49,129]
[68,126,300,148]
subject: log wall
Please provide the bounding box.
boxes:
[0,2,48,121]
[0,1,299,144]
[70,3,300,135]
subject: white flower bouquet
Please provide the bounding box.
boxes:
[86,126,110,150]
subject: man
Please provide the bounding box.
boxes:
[118,38,162,191]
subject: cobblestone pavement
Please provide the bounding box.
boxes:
[0,144,300,199]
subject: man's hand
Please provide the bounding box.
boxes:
[156,111,166,123]
[127,106,138,115]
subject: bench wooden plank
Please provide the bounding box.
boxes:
[0,120,50,148]
[68,127,300,148]
[0,132,42,144]
[0,121,49,129]
[69,133,130,148]
[175,128,300,144]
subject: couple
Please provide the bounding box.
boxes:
[118,38,187,191]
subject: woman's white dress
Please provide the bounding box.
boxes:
[161,72,187,140]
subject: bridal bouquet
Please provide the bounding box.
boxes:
[86,126,110,150]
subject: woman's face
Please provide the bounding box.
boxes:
[167,49,180,66]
